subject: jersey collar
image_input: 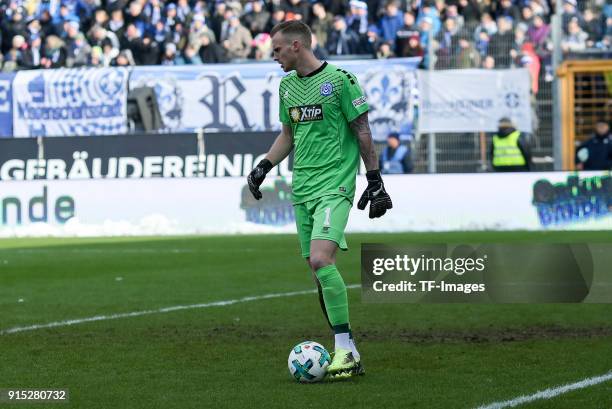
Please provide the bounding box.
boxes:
[297,61,327,78]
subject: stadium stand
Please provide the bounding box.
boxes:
[0,0,609,71]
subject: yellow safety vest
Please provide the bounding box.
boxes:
[492,130,526,167]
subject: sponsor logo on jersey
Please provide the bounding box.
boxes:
[289,105,324,123]
[352,95,367,108]
[320,82,334,96]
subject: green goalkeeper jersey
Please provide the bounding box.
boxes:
[279,62,369,204]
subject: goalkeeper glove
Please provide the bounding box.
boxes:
[247,159,273,200]
[357,170,393,218]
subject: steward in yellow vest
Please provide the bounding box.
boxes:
[490,118,531,172]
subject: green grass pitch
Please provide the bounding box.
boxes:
[1,231,611,409]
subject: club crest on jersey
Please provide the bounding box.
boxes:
[320,82,333,96]
[289,105,324,123]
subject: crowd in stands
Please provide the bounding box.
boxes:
[0,0,610,72]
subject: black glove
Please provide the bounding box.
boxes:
[247,159,273,200]
[357,170,393,218]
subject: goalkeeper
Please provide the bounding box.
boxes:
[247,20,392,379]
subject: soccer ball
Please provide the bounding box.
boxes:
[288,341,331,383]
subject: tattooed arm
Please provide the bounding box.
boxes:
[349,112,379,171]
[350,111,393,218]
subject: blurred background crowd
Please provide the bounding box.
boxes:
[0,0,610,72]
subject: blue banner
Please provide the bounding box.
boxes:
[130,58,420,141]
[0,73,14,138]
[12,68,128,138]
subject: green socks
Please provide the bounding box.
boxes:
[315,265,349,329]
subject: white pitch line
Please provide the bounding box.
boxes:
[477,371,612,409]
[0,284,360,336]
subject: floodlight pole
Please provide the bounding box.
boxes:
[552,0,564,170]
[427,27,437,174]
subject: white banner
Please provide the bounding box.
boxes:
[418,68,533,133]
[0,172,609,237]
[12,68,128,137]
[129,58,420,141]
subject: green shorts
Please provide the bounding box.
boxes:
[294,194,352,259]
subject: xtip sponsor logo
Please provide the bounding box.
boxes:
[289,105,324,123]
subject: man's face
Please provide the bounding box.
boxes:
[596,122,609,136]
[404,13,414,26]
[387,137,399,148]
[272,32,298,72]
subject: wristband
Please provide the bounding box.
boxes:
[257,159,274,174]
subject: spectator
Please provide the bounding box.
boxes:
[24,34,44,69]
[518,42,541,94]
[490,117,531,172]
[379,0,404,44]
[2,34,28,71]
[92,9,109,30]
[380,132,412,174]
[66,32,91,67]
[188,13,215,48]
[112,48,136,66]
[125,1,148,35]
[457,0,481,29]
[475,30,490,57]
[444,4,465,31]
[87,46,105,67]
[138,33,161,65]
[90,24,120,55]
[395,12,419,57]
[41,35,67,68]
[399,34,424,58]
[265,7,286,34]
[241,0,270,37]
[220,10,252,59]
[160,41,177,65]
[120,23,142,61]
[151,20,171,45]
[285,0,310,22]
[562,0,584,35]
[250,32,272,60]
[435,17,461,68]
[176,0,192,24]
[326,15,361,55]
[347,0,368,36]
[583,8,604,48]
[488,16,513,68]
[496,0,520,24]
[198,33,228,63]
[311,32,328,60]
[562,17,588,52]
[144,0,164,28]
[2,7,28,53]
[376,41,395,58]
[107,8,125,38]
[0,0,604,69]
[455,33,480,68]
[482,54,495,69]
[526,14,550,50]
[473,12,497,41]
[164,3,180,32]
[175,44,203,65]
[510,25,527,63]
[576,118,612,170]
[309,2,332,49]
